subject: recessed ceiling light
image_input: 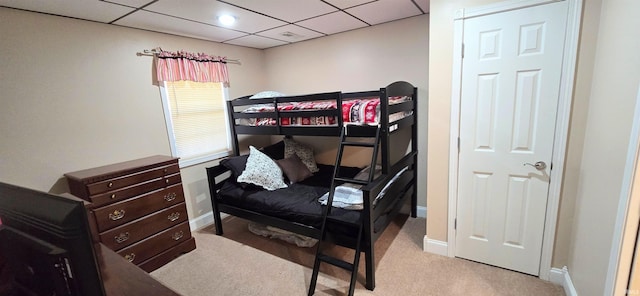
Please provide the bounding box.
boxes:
[218,15,236,26]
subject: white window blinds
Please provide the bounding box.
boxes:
[161,80,230,167]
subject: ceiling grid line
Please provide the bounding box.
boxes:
[104,0,157,24]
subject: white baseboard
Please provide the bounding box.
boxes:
[424,236,448,256]
[416,206,426,218]
[549,266,577,296]
[189,212,215,231]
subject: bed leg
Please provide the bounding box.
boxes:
[213,209,224,235]
[411,191,418,218]
[364,248,375,290]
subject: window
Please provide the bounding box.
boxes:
[160,80,231,167]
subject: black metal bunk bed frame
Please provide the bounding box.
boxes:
[206,81,418,291]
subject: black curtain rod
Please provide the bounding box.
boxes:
[137,49,241,65]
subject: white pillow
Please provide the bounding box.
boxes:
[237,146,288,191]
[250,91,286,99]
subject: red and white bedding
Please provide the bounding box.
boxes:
[239,96,411,127]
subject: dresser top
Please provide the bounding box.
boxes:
[64,155,178,183]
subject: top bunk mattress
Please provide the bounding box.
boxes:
[237,96,412,127]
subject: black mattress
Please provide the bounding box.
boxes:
[217,164,398,235]
[217,164,362,229]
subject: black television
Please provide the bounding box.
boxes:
[0,182,106,296]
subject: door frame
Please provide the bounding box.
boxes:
[447,0,583,280]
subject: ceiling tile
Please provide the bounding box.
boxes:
[297,11,367,35]
[106,0,154,8]
[323,0,375,10]
[257,24,324,43]
[114,10,246,42]
[224,35,288,49]
[145,0,287,33]
[227,0,337,22]
[414,0,430,13]
[346,0,422,25]
[0,0,134,23]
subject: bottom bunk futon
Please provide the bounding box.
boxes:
[206,139,417,291]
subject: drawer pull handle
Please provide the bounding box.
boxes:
[109,210,125,221]
[108,182,113,188]
[165,179,170,184]
[168,212,181,222]
[115,232,130,243]
[164,192,177,202]
[172,231,184,241]
[124,253,135,263]
[110,193,117,199]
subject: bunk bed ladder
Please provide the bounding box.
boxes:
[308,124,380,296]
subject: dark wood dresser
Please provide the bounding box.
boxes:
[64,155,196,272]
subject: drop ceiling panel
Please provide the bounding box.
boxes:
[228,0,336,22]
[414,0,430,13]
[323,0,376,10]
[0,0,134,23]
[297,11,367,35]
[106,0,153,8]
[1,0,428,49]
[224,35,288,49]
[346,0,422,25]
[257,24,324,43]
[144,0,287,33]
[115,10,246,42]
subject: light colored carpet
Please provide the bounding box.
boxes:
[151,215,565,296]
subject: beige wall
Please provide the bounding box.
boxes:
[553,0,602,269]
[567,0,640,294]
[0,8,268,225]
[263,15,429,207]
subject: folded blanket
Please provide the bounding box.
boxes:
[318,166,410,210]
[318,183,364,210]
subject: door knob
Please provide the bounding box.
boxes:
[524,161,547,170]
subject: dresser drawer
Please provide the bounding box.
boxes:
[86,164,180,196]
[93,184,185,232]
[89,173,182,207]
[65,155,179,200]
[99,203,189,251]
[117,222,192,265]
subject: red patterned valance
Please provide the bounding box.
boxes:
[156,50,229,86]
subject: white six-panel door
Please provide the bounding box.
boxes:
[455,1,568,275]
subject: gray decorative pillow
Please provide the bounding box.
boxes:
[284,138,319,173]
[237,146,288,191]
[276,154,312,184]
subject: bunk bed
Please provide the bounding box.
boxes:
[206,81,418,291]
